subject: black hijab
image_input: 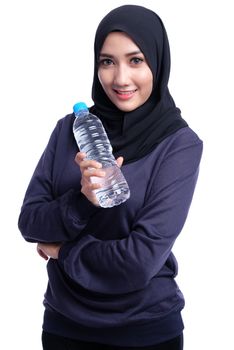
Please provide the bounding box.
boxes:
[90,5,188,164]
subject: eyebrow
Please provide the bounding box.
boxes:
[99,50,142,58]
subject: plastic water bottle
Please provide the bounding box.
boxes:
[73,102,130,208]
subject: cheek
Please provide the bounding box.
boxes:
[138,70,153,96]
[97,69,102,84]
[146,77,153,96]
[98,70,111,91]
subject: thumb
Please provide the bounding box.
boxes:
[116,156,124,168]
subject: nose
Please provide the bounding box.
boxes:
[113,64,130,87]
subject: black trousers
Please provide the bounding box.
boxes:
[42,331,183,350]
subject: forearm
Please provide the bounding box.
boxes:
[18,189,98,243]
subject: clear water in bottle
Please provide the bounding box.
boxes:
[73,102,130,208]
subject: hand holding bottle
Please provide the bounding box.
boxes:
[73,102,130,208]
[75,151,124,206]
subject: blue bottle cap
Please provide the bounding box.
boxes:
[73,102,88,114]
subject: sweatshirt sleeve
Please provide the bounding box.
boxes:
[18,119,98,243]
[58,131,203,294]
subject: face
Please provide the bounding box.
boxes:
[98,32,153,112]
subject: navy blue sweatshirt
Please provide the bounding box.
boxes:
[18,114,203,346]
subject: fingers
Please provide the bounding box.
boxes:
[74,152,86,165]
[74,152,125,206]
[37,244,48,260]
[116,156,124,168]
[75,151,105,184]
[74,152,103,206]
[80,175,102,191]
[75,152,102,169]
[83,167,106,179]
[37,243,61,260]
[75,152,124,169]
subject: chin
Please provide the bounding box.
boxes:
[114,101,139,112]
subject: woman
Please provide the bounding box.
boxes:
[18,5,203,350]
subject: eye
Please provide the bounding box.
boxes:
[98,58,114,66]
[130,57,144,64]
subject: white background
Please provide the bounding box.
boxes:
[1,0,233,349]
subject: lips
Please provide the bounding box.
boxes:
[114,89,137,95]
[113,89,137,101]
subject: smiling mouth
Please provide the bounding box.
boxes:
[113,89,137,95]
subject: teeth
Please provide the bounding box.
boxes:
[116,90,135,95]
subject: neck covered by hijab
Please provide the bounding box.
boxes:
[90,5,188,164]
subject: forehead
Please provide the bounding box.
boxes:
[100,32,141,53]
